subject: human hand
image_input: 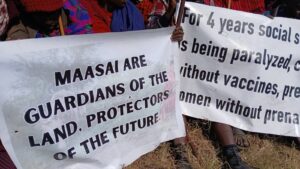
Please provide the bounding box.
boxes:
[171,26,184,42]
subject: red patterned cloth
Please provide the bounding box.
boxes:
[204,0,265,14]
[35,0,93,38]
[19,0,64,12]
[136,0,168,28]
[0,0,9,35]
[80,0,112,33]
[0,141,16,169]
[137,0,155,23]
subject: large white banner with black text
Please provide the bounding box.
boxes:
[0,28,185,169]
[178,2,300,137]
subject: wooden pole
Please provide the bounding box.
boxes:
[176,0,186,27]
[227,0,232,9]
[58,14,65,36]
[59,0,66,36]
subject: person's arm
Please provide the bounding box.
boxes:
[158,0,176,27]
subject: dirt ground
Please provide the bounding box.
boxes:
[125,119,300,169]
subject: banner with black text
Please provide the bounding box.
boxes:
[0,28,185,169]
[178,2,300,137]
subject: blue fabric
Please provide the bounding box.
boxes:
[111,0,145,32]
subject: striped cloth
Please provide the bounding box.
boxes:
[204,0,265,14]
[0,0,9,35]
[0,141,16,169]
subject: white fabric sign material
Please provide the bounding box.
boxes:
[0,28,185,169]
[178,2,300,137]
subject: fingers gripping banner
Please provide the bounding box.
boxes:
[178,2,300,137]
[0,28,185,169]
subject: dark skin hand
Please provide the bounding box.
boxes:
[171,26,184,42]
[168,0,184,42]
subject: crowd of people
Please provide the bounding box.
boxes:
[0,0,183,40]
[0,0,299,169]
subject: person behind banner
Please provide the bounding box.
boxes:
[80,0,145,33]
[6,0,183,41]
[270,0,300,19]
[0,1,19,168]
[1,0,20,40]
[0,1,17,167]
[203,0,266,140]
[184,1,266,169]
[6,0,93,40]
[134,0,176,29]
[76,0,184,169]
[79,0,183,40]
[132,1,188,168]
[268,0,300,148]
[83,1,185,167]
[4,0,185,168]
[81,1,184,168]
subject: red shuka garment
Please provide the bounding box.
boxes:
[80,0,112,33]
[204,0,265,14]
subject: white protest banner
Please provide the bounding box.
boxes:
[177,2,300,137]
[0,28,185,169]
